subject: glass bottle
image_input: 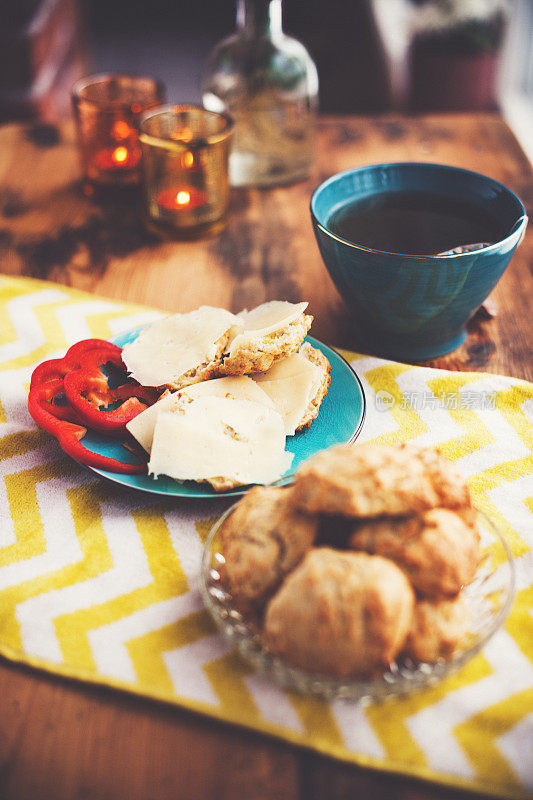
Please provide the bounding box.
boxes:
[201,0,319,188]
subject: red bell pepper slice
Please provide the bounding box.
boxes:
[28,379,147,474]
[30,338,120,389]
[63,348,159,435]
[41,397,84,425]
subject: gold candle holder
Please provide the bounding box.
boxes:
[139,105,233,237]
[72,74,166,192]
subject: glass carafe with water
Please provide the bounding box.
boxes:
[201,0,318,187]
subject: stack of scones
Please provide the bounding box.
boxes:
[218,443,480,678]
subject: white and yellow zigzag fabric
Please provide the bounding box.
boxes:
[1,275,532,799]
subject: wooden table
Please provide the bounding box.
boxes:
[0,114,532,800]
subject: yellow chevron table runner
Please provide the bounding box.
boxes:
[1,275,532,799]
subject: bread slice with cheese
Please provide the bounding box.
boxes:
[121,306,242,390]
[148,395,293,491]
[217,301,313,376]
[253,342,331,435]
[126,376,274,454]
[296,343,331,431]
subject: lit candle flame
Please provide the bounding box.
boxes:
[182,151,194,168]
[112,146,129,164]
[112,120,131,140]
[175,190,191,206]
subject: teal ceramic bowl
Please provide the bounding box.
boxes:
[310,163,527,359]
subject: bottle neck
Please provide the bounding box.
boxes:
[237,0,282,38]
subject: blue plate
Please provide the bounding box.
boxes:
[81,329,366,498]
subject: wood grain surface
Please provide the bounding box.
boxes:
[0,114,532,378]
[0,114,532,800]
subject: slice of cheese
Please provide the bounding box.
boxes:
[179,376,274,407]
[148,396,293,487]
[126,376,275,454]
[126,392,178,453]
[122,306,243,387]
[253,353,323,435]
[228,300,308,356]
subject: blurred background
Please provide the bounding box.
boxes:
[1,0,532,158]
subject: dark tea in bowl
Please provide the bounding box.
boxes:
[310,163,527,360]
[326,190,504,257]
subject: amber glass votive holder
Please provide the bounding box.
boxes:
[72,74,166,192]
[139,105,233,237]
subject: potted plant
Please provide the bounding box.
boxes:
[407,0,510,111]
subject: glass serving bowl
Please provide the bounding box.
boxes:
[200,506,515,702]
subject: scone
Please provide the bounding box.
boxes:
[403,595,470,662]
[294,343,331,431]
[263,549,415,678]
[349,508,480,598]
[253,342,331,435]
[217,301,313,376]
[219,486,318,612]
[292,443,471,518]
[122,306,242,389]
